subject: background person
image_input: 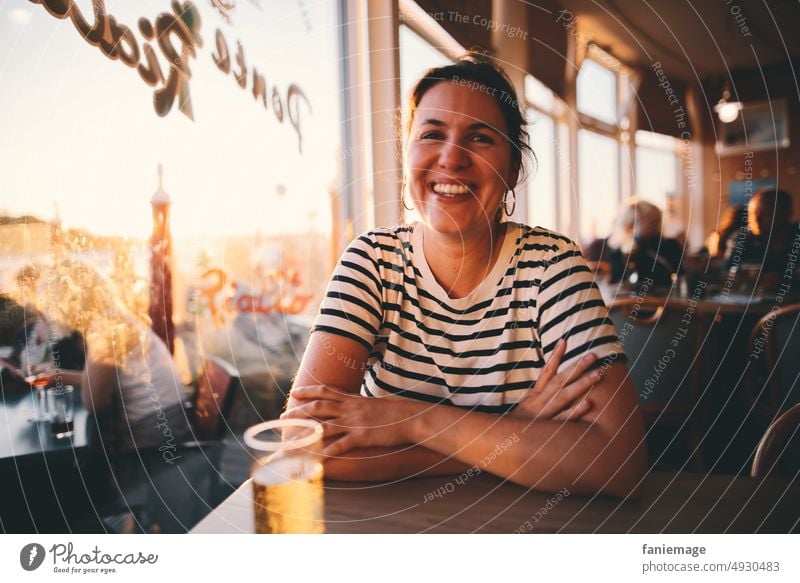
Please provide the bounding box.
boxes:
[607,199,683,287]
[723,189,799,290]
[36,260,189,452]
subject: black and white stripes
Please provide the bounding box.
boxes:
[312,222,622,412]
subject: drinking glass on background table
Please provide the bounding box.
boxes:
[47,385,75,439]
[25,363,54,422]
[243,419,325,534]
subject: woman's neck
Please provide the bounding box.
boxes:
[421,222,508,299]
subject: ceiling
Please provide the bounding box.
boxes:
[558,0,800,83]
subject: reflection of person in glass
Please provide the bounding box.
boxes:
[37,260,189,451]
[723,188,799,291]
[284,54,646,497]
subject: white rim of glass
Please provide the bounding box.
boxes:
[243,419,323,452]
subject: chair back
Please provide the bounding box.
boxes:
[608,298,704,416]
[751,403,800,478]
[192,357,240,441]
[748,305,800,417]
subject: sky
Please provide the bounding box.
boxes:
[0,0,340,238]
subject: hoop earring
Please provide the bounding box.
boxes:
[502,189,516,217]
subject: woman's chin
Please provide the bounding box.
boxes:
[420,212,495,238]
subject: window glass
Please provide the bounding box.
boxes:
[635,131,681,238]
[0,2,342,398]
[578,130,619,241]
[525,74,555,113]
[577,58,617,125]
[399,25,452,108]
[527,110,557,230]
[635,146,678,208]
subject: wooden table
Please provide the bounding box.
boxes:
[191,471,799,534]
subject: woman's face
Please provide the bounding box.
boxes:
[406,81,517,238]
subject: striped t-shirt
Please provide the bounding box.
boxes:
[312,222,622,413]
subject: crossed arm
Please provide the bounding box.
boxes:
[284,331,647,497]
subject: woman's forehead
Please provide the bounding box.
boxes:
[413,81,508,130]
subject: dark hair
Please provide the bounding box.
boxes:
[716,204,746,238]
[405,51,534,186]
[752,188,793,215]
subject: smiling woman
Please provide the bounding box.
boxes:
[284,53,647,497]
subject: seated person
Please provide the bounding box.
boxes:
[723,188,799,290]
[607,200,683,287]
[707,204,746,260]
[42,260,189,452]
[283,54,646,498]
[0,266,85,391]
[582,237,611,276]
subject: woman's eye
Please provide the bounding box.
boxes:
[471,134,494,144]
[419,131,443,140]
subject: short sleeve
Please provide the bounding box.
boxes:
[536,241,623,372]
[311,235,384,352]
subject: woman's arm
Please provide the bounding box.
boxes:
[288,331,474,479]
[405,361,646,497]
[288,334,617,487]
[296,360,646,497]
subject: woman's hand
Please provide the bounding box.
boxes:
[511,339,601,421]
[282,385,418,457]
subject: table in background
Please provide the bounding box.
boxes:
[191,472,799,534]
[0,388,90,461]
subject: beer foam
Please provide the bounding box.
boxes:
[253,455,322,486]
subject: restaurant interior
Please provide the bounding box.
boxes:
[0,0,798,534]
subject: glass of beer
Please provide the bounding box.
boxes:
[47,385,75,439]
[243,419,325,534]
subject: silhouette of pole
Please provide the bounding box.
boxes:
[149,164,175,354]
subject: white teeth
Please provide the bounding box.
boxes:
[432,183,470,195]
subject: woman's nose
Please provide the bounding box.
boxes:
[437,140,469,170]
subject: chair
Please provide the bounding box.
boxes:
[88,357,243,532]
[747,304,800,419]
[751,403,800,478]
[190,356,241,441]
[608,297,707,470]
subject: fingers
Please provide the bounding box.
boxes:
[538,367,601,418]
[323,435,355,458]
[320,421,348,439]
[534,338,566,393]
[558,352,598,389]
[281,399,341,421]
